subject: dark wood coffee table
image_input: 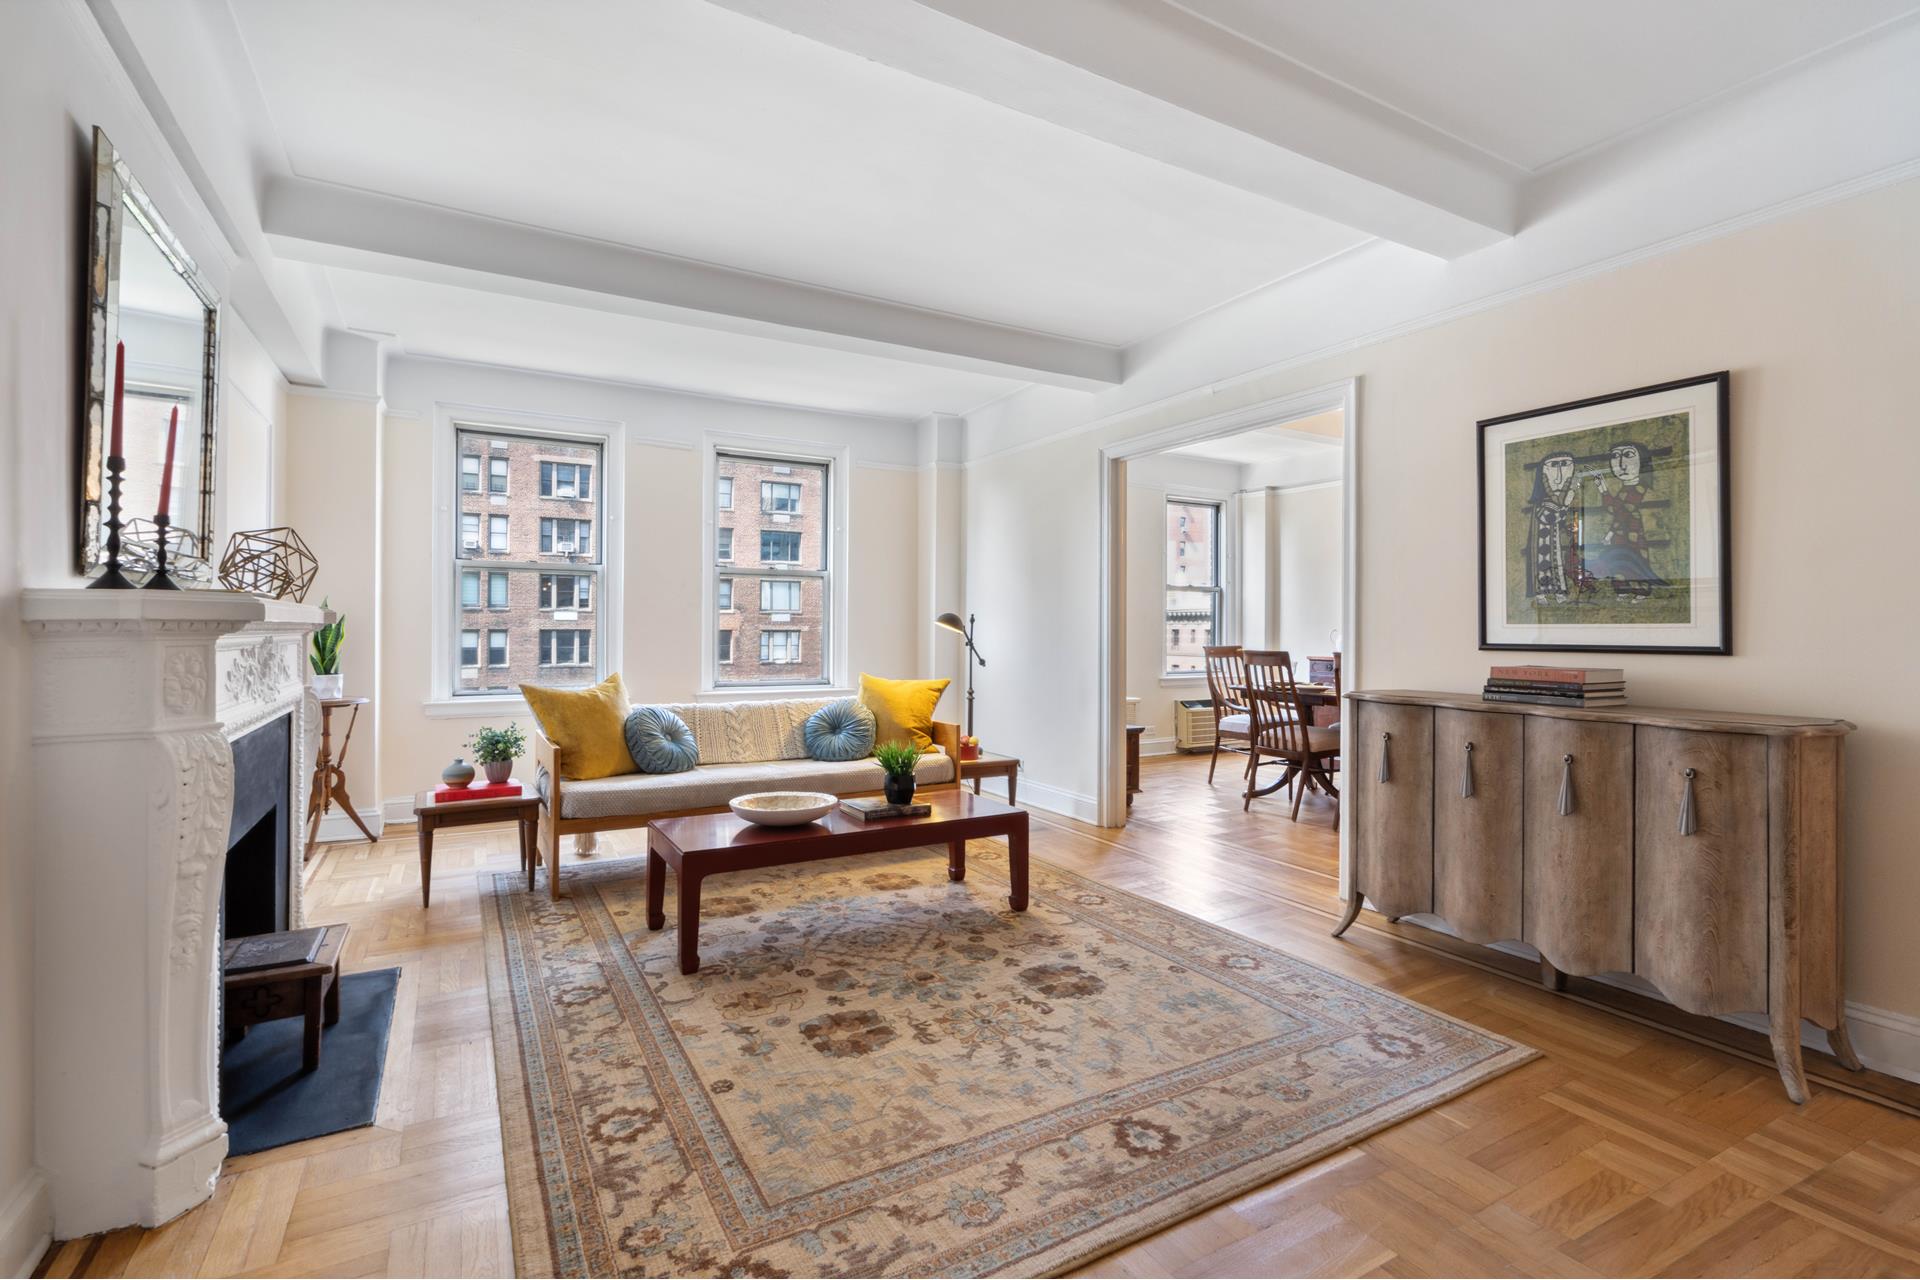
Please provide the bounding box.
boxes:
[646,790,1029,974]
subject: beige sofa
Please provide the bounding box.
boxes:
[531,696,960,898]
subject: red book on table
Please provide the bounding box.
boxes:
[431,779,524,804]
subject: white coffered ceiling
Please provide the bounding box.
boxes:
[119,0,1920,416]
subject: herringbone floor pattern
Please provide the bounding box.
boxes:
[37,754,1920,1277]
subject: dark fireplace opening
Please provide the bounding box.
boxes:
[222,713,292,940]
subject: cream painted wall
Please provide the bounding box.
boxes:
[282,392,384,812]
[1276,483,1344,665]
[964,177,1920,1026]
[371,359,936,810]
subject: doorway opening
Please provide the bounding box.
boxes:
[1097,380,1359,874]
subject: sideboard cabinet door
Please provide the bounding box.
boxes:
[1634,727,1768,1015]
[1433,708,1523,944]
[1353,700,1434,920]
[1523,717,1634,975]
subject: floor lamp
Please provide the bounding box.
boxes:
[934,611,985,740]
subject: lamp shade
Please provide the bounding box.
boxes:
[934,612,967,636]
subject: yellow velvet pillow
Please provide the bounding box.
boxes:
[859,673,950,753]
[520,672,635,780]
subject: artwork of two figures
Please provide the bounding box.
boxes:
[1505,411,1692,627]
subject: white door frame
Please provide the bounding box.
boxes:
[1096,378,1361,880]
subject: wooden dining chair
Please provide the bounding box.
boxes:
[1242,649,1342,826]
[1201,645,1252,785]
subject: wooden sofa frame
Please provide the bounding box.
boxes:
[530,718,963,899]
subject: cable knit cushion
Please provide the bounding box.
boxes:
[802,698,876,762]
[645,699,834,765]
[624,706,700,775]
[557,750,954,820]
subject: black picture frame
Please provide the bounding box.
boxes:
[1477,371,1731,655]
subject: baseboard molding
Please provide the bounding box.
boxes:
[382,795,419,824]
[314,806,386,845]
[0,1167,51,1280]
[975,775,1099,824]
[1139,735,1178,758]
[1471,930,1920,1085]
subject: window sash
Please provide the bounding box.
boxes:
[759,630,802,663]
[716,528,732,561]
[486,629,507,666]
[461,570,480,608]
[488,457,508,494]
[760,530,802,562]
[760,579,800,612]
[460,630,478,666]
[717,477,732,510]
[1163,497,1224,675]
[460,455,481,492]
[761,481,801,513]
[712,450,831,688]
[717,630,733,663]
[488,573,509,609]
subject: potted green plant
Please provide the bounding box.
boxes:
[469,723,527,785]
[310,599,345,699]
[874,739,922,806]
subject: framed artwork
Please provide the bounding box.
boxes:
[1478,371,1730,654]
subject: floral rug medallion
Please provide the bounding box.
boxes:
[481,844,1534,1277]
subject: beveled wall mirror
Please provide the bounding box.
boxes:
[80,126,220,577]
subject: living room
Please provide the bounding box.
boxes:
[5,2,1920,1278]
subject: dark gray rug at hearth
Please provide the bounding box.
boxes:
[220,967,400,1157]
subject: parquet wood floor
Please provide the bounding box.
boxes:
[38,754,1920,1277]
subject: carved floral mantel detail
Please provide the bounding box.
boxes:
[21,589,324,1236]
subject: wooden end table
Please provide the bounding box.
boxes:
[413,787,541,907]
[958,752,1020,806]
[304,697,378,861]
[222,923,349,1074]
[647,789,1029,975]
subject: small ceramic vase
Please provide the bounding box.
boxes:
[883,772,916,806]
[442,757,476,788]
[484,760,513,784]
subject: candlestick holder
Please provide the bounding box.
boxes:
[88,453,138,590]
[144,511,183,590]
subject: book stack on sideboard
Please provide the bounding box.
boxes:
[1484,664,1624,707]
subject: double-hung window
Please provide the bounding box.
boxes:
[540,461,592,499]
[1163,498,1223,675]
[712,450,830,687]
[452,425,605,695]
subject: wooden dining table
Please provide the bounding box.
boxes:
[1230,682,1342,801]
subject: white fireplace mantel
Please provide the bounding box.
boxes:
[22,588,324,1237]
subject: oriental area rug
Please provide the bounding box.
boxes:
[480,844,1534,1277]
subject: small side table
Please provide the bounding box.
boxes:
[304,696,378,860]
[413,788,541,907]
[1126,724,1146,807]
[958,752,1020,806]
[223,923,349,1074]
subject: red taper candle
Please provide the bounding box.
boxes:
[109,340,126,458]
[157,404,179,519]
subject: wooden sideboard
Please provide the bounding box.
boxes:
[1335,689,1857,1103]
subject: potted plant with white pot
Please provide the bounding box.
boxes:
[309,600,345,700]
[468,723,527,785]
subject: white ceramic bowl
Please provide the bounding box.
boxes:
[729,791,838,827]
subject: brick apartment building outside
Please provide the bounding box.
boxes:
[454,428,602,695]
[1165,497,1221,674]
[715,454,828,686]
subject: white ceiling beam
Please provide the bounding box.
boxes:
[708,0,1520,258]
[261,177,1119,390]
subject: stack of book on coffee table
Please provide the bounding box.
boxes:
[1483,665,1626,707]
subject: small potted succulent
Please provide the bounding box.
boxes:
[874,739,922,806]
[468,723,527,785]
[309,599,345,700]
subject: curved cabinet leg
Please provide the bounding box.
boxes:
[1540,958,1567,992]
[1331,888,1363,938]
[1828,1017,1866,1072]
[1770,1007,1810,1104]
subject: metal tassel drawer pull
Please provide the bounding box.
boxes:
[1461,742,1475,799]
[1679,767,1698,836]
[1557,753,1575,816]
[1378,730,1392,783]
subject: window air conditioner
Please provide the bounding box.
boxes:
[462,535,480,551]
[1174,698,1218,752]
[554,541,576,555]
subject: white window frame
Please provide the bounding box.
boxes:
[760,578,801,613]
[1162,495,1226,679]
[488,455,509,495]
[460,454,481,493]
[701,436,849,696]
[459,629,479,668]
[716,526,733,562]
[487,570,509,611]
[761,480,802,514]
[488,513,509,553]
[486,628,509,667]
[428,405,624,716]
[717,629,734,664]
[461,569,480,608]
[760,629,802,664]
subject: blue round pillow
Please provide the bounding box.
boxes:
[624,705,699,774]
[804,698,876,762]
